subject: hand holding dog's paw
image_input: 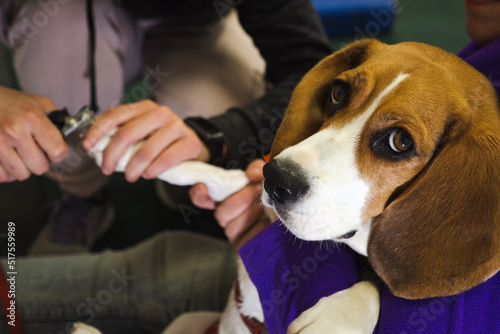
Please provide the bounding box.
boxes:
[190,159,269,249]
[83,99,209,181]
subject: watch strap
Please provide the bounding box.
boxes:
[184,117,225,164]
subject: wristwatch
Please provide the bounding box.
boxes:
[184,117,226,164]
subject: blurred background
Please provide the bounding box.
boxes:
[0,0,470,256]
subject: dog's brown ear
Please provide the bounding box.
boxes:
[270,39,379,159]
[368,103,500,299]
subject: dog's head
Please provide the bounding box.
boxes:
[263,39,500,299]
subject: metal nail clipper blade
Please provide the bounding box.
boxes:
[47,106,96,140]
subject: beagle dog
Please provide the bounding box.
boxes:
[263,38,500,300]
[162,38,500,334]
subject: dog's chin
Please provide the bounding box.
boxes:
[285,224,330,241]
[263,192,362,242]
[277,216,357,242]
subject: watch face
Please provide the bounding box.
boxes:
[207,131,224,140]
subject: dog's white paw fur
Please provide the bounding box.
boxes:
[287,281,380,334]
[71,322,103,334]
[219,259,264,333]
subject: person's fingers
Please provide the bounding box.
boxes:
[0,138,31,181]
[83,100,164,150]
[224,202,265,241]
[0,89,64,180]
[1,117,53,175]
[28,112,68,163]
[0,163,15,183]
[99,104,178,175]
[189,183,216,210]
[141,131,204,179]
[215,183,263,228]
[37,95,58,113]
[245,159,266,182]
[186,158,268,249]
[83,102,146,149]
[99,113,163,175]
[123,122,185,182]
[15,138,51,176]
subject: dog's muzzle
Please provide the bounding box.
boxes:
[263,159,309,205]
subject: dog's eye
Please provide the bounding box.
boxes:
[371,128,416,161]
[326,80,349,116]
[388,129,413,153]
[330,83,347,104]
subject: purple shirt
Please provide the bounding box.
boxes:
[241,221,500,334]
[240,222,360,333]
[377,274,500,334]
[458,39,500,97]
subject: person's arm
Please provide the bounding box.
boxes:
[209,0,332,169]
[84,0,331,179]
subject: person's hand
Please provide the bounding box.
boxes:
[190,159,270,249]
[0,86,68,182]
[83,99,210,182]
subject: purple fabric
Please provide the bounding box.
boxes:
[377,273,500,333]
[241,221,500,334]
[457,38,500,98]
[240,38,500,334]
[239,221,360,334]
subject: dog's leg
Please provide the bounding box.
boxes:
[287,281,380,334]
[88,129,249,201]
[219,259,264,334]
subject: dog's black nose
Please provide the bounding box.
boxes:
[263,159,309,205]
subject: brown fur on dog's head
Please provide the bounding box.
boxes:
[271,39,500,299]
[368,84,500,298]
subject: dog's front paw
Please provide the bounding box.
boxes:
[287,281,380,334]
